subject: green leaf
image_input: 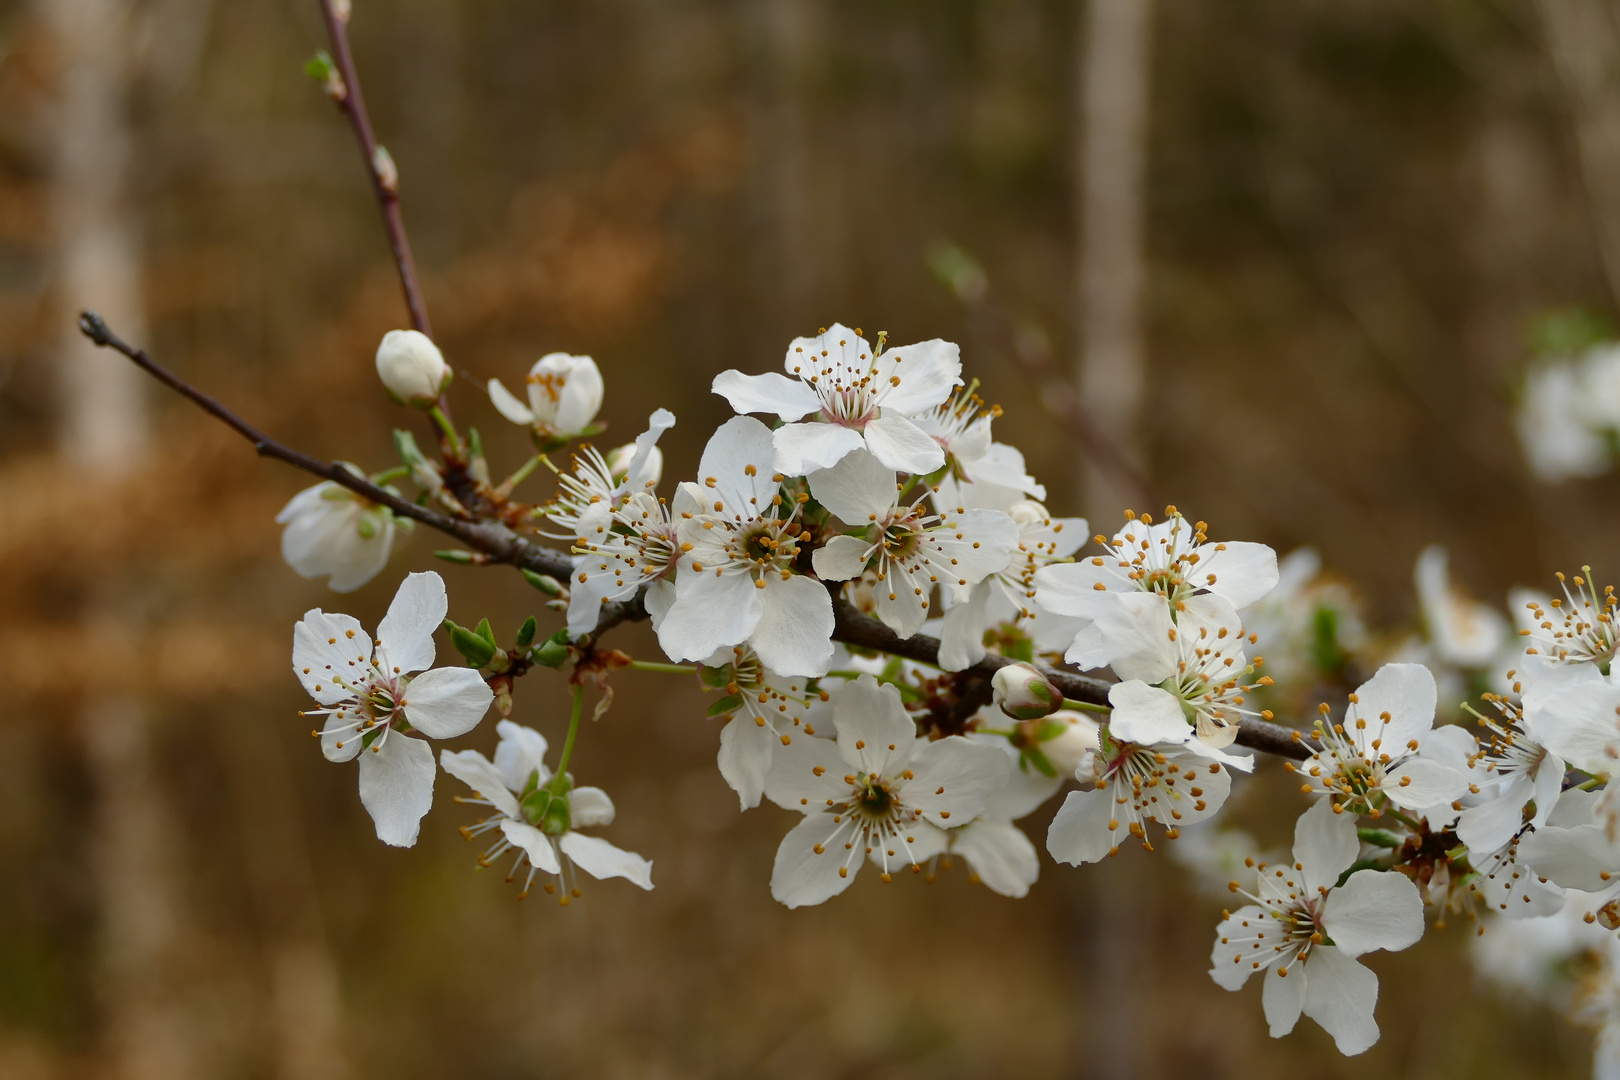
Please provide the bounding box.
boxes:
[707,694,743,717]
[529,630,571,668]
[474,618,497,647]
[393,428,428,468]
[516,616,538,648]
[445,620,496,667]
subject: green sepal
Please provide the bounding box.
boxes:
[1020,747,1058,778]
[700,665,732,689]
[1034,720,1069,743]
[520,569,564,596]
[474,618,497,647]
[468,426,485,461]
[359,726,384,751]
[1003,637,1035,664]
[443,619,496,667]
[516,616,538,648]
[577,421,608,438]
[394,428,428,468]
[1357,828,1403,849]
[521,772,575,835]
[707,694,743,717]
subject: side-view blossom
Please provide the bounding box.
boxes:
[489,352,604,445]
[761,676,1007,908]
[913,385,1044,500]
[1415,545,1509,669]
[375,328,451,407]
[807,447,1019,640]
[702,644,828,810]
[938,499,1087,671]
[277,470,402,593]
[544,408,677,542]
[1518,569,1620,667]
[1456,691,1565,856]
[293,571,494,846]
[657,416,835,677]
[440,720,652,902]
[1046,721,1251,865]
[1210,798,1425,1056]
[1034,512,1279,669]
[1293,663,1469,818]
[712,323,962,475]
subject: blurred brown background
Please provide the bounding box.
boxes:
[0,0,1613,1076]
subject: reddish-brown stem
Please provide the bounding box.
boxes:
[77,311,1311,761]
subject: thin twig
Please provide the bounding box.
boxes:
[316,0,432,338]
[77,311,1309,761]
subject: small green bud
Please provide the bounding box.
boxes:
[516,616,538,648]
[991,662,1061,721]
[434,549,475,564]
[520,569,564,596]
[444,619,496,667]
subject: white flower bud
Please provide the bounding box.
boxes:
[606,441,662,488]
[1007,500,1050,529]
[992,662,1061,721]
[1041,712,1101,777]
[375,329,451,408]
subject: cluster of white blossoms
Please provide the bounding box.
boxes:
[269,319,1620,1068]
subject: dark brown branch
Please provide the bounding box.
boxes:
[78,310,1308,760]
[316,0,432,339]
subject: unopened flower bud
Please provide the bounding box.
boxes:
[1041,712,1101,777]
[1008,500,1050,530]
[992,662,1061,721]
[376,329,451,408]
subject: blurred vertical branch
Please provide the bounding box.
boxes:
[1537,0,1620,312]
[1075,0,1154,517]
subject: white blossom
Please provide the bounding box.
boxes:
[489,352,604,443]
[374,329,451,407]
[1046,723,1251,865]
[657,416,835,677]
[807,447,1019,640]
[760,676,1007,907]
[712,323,961,475]
[293,571,493,846]
[1456,692,1565,856]
[1415,545,1509,668]
[1034,512,1279,669]
[1519,361,1611,482]
[1518,570,1620,667]
[1210,799,1425,1056]
[702,644,829,810]
[276,471,400,593]
[912,384,1045,500]
[1293,663,1470,818]
[938,499,1087,671]
[440,720,652,902]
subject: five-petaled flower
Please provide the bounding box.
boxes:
[712,323,962,476]
[1210,798,1425,1056]
[293,571,494,846]
[489,352,605,446]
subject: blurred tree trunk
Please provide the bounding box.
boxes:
[1537,0,1620,313]
[43,2,187,1078]
[1072,3,1155,1078]
[1075,0,1153,519]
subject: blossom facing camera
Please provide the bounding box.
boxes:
[293,571,494,847]
[992,662,1061,721]
[489,352,604,446]
[375,329,451,408]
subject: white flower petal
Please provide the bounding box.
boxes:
[400,666,493,739]
[293,609,372,705]
[863,414,946,474]
[906,736,1008,823]
[1382,758,1468,810]
[546,355,604,435]
[761,731,846,811]
[1261,962,1306,1039]
[658,567,765,663]
[319,712,363,762]
[718,714,778,810]
[488,377,536,425]
[711,369,821,420]
[499,819,561,874]
[1347,663,1437,753]
[567,786,615,828]
[1519,824,1620,890]
[807,448,896,524]
[1092,591,1177,683]
[773,421,867,475]
[951,819,1039,898]
[1290,793,1359,893]
[438,748,520,818]
[749,574,835,678]
[1209,904,1268,990]
[1191,541,1279,609]
[559,831,653,890]
[812,534,873,582]
[872,338,962,415]
[770,812,857,908]
[1456,773,1533,853]
[1300,947,1382,1057]
[938,582,991,672]
[1106,682,1192,746]
[834,677,917,777]
[1531,680,1620,775]
[494,720,550,793]
[357,733,436,848]
[1323,869,1424,958]
[1046,787,1119,865]
[376,571,449,674]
